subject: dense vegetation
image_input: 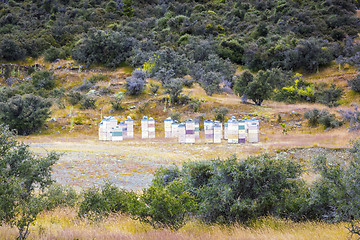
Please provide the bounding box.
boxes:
[1,0,360,98]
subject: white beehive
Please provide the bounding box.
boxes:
[101,116,118,141]
[178,123,186,144]
[213,122,222,144]
[148,117,155,138]
[98,122,106,141]
[111,125,123,141]
[125,116,134,139]
[141,116,149,139]
[214,121,223,139]
[171,120,179,138]
[248,119,259,143]
[228,118,238,144]
[185,119,195,144]
[164,117,173,138]
[238,120,246,143]
[204,119,214,144]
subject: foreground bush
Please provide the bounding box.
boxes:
[0,124,59,240]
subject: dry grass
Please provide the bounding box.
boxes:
[0,208,355,240]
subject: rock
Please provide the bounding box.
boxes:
[61,126,66,129]
[290,111,300,116]
[130,106,136,109]
[50,117,57,122]
[109,109,115,113]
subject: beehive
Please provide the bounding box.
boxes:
[214,121,223,139]
[194,119,200,139]
[204,119,214,144]
[98,122,106,141]
[125,116,134,139]
[244,117,249,140]
[101,116,118,141]
[178,123,186,144]
[224,122,228,140]
[148,117,155,138]
[214,122,222,144]
[141,116,149,139]
[248,119,259,143]
[120,121,127,139]
[111,125,123,141]
[185,119,195,144]
[228,118,238,144]
[171,120,179,138]
[238,120,246,143]
[164,117,173,138]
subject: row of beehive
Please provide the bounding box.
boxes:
[99,116,259,143]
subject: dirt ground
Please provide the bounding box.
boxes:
[23,128,358,191]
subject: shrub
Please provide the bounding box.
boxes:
[44,184,78,210]
[182,78,194,88]
[79,95,96,109]
[31,71,56,90]
[133,180,197,230]
[67,91,83,105]
[150,82,160,94]
[74,81,94,92]
[304,108,341,128]
[189,99,201,112]
[0,39,25,61]
[349,75,360,92]
[44,47,61,62]
[110,92,124,111]
[164,78,183,104]
[214,107,229,122]
[78,183,136,220]
[316,84,343,107]
[126,78,146,96]
[0,94,51,135]
[88,74,110,84]
[170,112,181,122]
[340,104,360,131]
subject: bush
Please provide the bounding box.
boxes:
[189,99,201,112]
[0,39,25,61]
[44,184,78,210]
[150,82,160,94]
[349,75,360,92]
[88,74,110,84]
[78,183,136,220]
[0,94,51,135]
[110,92,124,111]
[126,71,146,96]
[74,81,94,92]
[304,108,341,128]
[214,107,229,122]
[164,78,183,104]
[316,84,343,107]
[67,91,83,105]
[79,95,96,109]
[31,71,56,90]
[133,180,197,230]
[44,47,61,62]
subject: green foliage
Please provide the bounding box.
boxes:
[88,74,110,84]
[79,95,96,110]
[149,82,160,94]
[126,70,146,96]
[0,94,51,135]
[164,78,183,104]
[214,107,229,122]
[31,71,55,90]
[44,47,61,62]
[43,184,78,210]
[0,39,25,61]
[78,183,136,221]
[189,99,201,112]
[170,112,181,122]
[304,108,342,129]
[349,74,360,92]
[110,92,124,111]
[67,91,83,105]
[0,124,59,239]
[133,180,196,230]
[315,84,343,107]
[72,30,134,68]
